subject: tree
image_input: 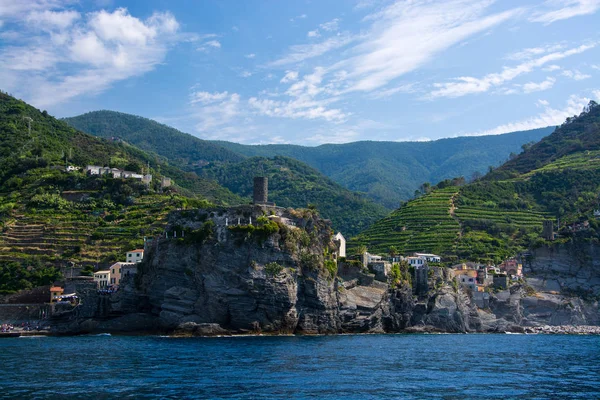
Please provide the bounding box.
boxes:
[388,245,398,258]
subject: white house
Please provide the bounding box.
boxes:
[414,253,441,263]
[93,270,111,288]
[86,165,102,175]
[66,165,80,172]
[126,249,144,263]
[407,256,427,268]
[334,232,346,258]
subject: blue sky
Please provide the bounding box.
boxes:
[1,0,599,145]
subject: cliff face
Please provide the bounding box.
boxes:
[133,206,482,335]
[46,209,599,335]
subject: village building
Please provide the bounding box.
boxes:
[413,253,441,263]
[334,232,346,258]
[499,258,523,277]
[161,177,172,188]
[50,286,64,303]
[126,249,144,263]
[121,263,139,280]
[93,271,111,288]
[407,256,426,268]
[455,269,478,291]
[109,262,135,286]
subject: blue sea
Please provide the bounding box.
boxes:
[1,334,599,399]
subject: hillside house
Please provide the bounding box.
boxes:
[93,271,111,288]
[161,177,172,188]
[334,232,346,258]
[50,286,63,303]
[109,262,135,286]
[121,263,138,280]
[126,249,144,263]
[414,253,441,263]
[499,259,523,277]
[407,256,426,268]
[455,270,478,291]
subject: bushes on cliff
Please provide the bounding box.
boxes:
[228,216,280,244]
[182,220,215,244]
[265,262,284,276]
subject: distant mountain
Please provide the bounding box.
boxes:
[65,110,389,235]
[64,110,245,166]
[66,110,553,210]
[351,101,600,262]
[214,128,554,208]
[197,156,388,236]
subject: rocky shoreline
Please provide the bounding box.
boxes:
[522,325,600,335]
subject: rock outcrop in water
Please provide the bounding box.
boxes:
[48,207,600,335]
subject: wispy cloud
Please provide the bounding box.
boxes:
[189,90,242,131]
[339,0,521,93]
[430,43,595,98]
[289,13,307,22]
[464,94,591,136]
[197,39,221,52]
[268,34,355,67]
[530,0,600,24]
[562,69,591,80]
[522,77,556,93]
[320,18,340,32]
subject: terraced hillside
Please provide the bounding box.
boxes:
[0,191,189,268]
[351,101,600,263]
[351,187,460,255]
[350,184,549,262]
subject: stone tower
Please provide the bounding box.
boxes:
[253,177,268,204]
[542,220,554,240]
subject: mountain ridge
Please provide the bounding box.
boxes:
[65,110,554,209]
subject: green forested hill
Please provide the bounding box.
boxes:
[0,92,241,292]
[65,110,552,209]
[198,156,388,236]
[64,110,245,166]
[214,127,554,208]
[351,102,600,262]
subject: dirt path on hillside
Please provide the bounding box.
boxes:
[449,192,462,238]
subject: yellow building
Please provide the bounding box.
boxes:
[50,286,63,303]
[109,262,135,286]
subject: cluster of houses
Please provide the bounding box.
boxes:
[65,165,173,189]
[355,250,523,309]
[93,249,143,289]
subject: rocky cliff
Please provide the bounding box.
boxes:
[45,208,599,335]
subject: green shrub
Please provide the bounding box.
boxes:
[265,262,284,276]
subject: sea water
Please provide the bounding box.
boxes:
[1,334,599,399]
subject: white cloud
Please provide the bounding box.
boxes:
[25,10,80,30]
[465,95,591,136]
[268,34,355,67]
[536,99,550,107]
[522,77,556,93]
[594,90,600,100]
[307,30,320,38]
[505,44,564,61]
[562,69,591,80]
[530,0,600,24]
[245,53,256,58]
[289,14,307,22]
[280,71,299,83]
[430,43,595,98]
[341,0,521,93]
[240,71,252,78]
[190,91,230,105]
[197,39,221,52]
[189,91,242,131]
[249,67,348,123]
[319,18,340,32]
[543,64,561,71]
[0,6,181,107]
